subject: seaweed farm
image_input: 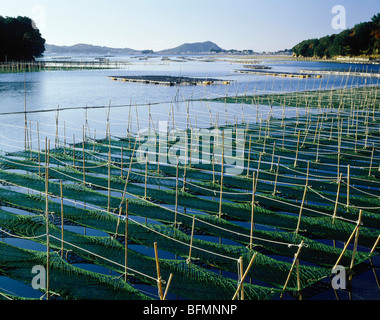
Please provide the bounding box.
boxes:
[0,56,379,301]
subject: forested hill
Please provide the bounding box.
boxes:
[292,13,380,58]
[0,16,45,62]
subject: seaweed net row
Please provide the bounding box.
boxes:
[0,85,379,300]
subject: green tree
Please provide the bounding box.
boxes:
[0,16,45,61]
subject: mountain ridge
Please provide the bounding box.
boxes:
[44,41,224,55]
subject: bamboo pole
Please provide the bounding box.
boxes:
[72,134,76,167]
[346,165,350,209]
[163,273,173,300]
[249,171,256,249]
[82,126,85,186]
[246,135,252,178]
[154,242,164,300]
[332,173,343,224]
[293,130,301,167]
[295,162,309,237]
[174,155,179,228]
[45,138,50,301]
[238,257,244,300]
[144,155,148,199]
[218,131,225,218]
[125,199,129,282]
[63,121,66,155]
[114,206,123,238]
[187,215,196,264]
[369,146,375,176]
[60,180,64,259]
[370,234,380,254]
[255,152,262,191]
[349,209,363,270]
[272,157,280,195]
[295,186,308,237]
[120,139,137,205]
[270,142,276,172]
[120,147,124,178]
[24,71,27,151]
[333,210,363,270]
[296,258,302,300]
[107,151,111,212]
[232,252,258,300]
[37,122,41,176]
[280,240,304,299]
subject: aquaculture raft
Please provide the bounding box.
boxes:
[109,75,231,86]
[0,85,379,301]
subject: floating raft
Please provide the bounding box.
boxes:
[299,69,380,78]
[233,69,321,78]
[109,75,232,86]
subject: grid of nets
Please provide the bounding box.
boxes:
[0,85,379,300]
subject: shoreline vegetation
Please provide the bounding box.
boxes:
[0,16,45,62]
[291,14,380,62]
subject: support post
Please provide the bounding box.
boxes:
[332,173,343,224]
[232,252,258,300]
[280,240,304,299]
[154,242,164,300]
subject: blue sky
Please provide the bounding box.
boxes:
[1,0,380,51]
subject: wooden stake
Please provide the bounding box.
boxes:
[154,242,164,300]
[174,155,179,228]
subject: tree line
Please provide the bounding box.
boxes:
[0,16,45,62]
[292,14,380,58]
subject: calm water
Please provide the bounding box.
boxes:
[0,56,379,152]
[0,55,379,300]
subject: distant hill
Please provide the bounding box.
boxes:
[44,43,139,55]
[159,41,224,54]
[44,41,224,56]
[292,13,380,59]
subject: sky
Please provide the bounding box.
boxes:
[1,0,380,52]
